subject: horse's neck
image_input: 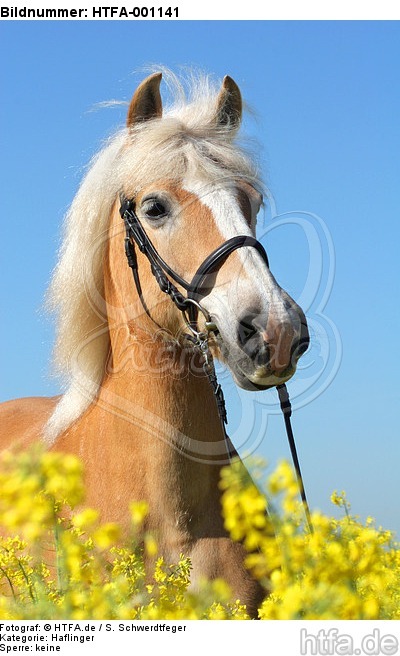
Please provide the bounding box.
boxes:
[103,330,227,464]
[88,334,227,523]
[102,212,227,470]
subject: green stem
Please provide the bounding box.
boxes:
[0,564,17,601]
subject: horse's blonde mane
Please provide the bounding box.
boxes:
[44,69,262,443]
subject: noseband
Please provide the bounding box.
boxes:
[119,193,313,533]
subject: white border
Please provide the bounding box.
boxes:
[1,1,399,20]
[0,620,399,654]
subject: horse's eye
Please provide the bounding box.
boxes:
[141,198,168,220]
[236,184,263,229]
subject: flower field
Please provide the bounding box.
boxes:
[0,447,399,619]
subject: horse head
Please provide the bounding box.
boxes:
[112,72,309,390]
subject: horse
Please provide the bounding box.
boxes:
[0,70,309,616]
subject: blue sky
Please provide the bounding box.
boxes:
[1,21,399,534]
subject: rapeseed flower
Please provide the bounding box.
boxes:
[0,447,398,619]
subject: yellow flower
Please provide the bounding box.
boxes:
[72,509,100,530]
[144,534,158,557]
[0,448,399,621]
[129,500,148,527]
[93,523,121,549]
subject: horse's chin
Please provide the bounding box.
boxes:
[229,364,295,392]
[210,335,295,391]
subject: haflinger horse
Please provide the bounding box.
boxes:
[0,71,309,616]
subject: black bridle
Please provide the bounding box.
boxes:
[119,193,313,533]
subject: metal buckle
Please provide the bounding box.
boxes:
[182,298,211,337]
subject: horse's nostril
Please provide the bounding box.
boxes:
[237,311,309,373]
[291,327,310,361]
[237,315,258,348]
[297,339,309,357]
[297,322,310,357]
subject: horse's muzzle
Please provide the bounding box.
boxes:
[237,310,309,381]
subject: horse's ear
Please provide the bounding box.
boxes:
[216,75,242,129]
[127,72,163,126]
